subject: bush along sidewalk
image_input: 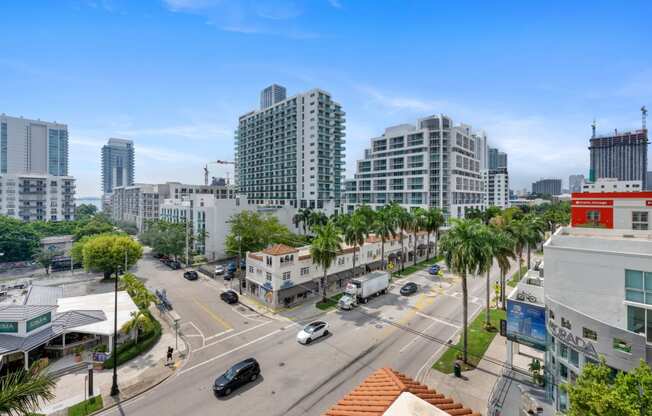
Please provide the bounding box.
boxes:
[67,396,103,416]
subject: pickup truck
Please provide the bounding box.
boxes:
[338,271,390,310]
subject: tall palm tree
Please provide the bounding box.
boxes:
[308,211,328,231]
[492,229,516,311]
[439,218,485,364]
[355,204,377,226]
[372,207,396,271]
[524,214,546,269]
[293,208,311,235]
[393,206,412,272]
[0,365,56,416]
[310,222,343,302]
[121,309,155,343]
[423,207,445,260]
[343,213,368,279]
[410,208,427,266]
[507,217,529,276]
[478,226,517,326]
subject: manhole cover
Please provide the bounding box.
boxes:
[243,321,248,325]
[279,362,285,367]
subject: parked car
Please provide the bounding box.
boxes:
[296,321,329,344]
[428,265,441,275]
[220,290,239,304]
[240,259,246,269]
[168,260,182,270]
[224,271,234,281]
[215,265,225,275]
[213,358,260,396]
[183,270,199,281]
[400,282,418,296]
[226,262,237,273]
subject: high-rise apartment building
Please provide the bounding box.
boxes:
[532,178,562,196]
[0,174,75,221]
[569,174,585,193]
[488,147,507,170]
[236,87,345,211]
[101,138,134,194]
[646,171,652,191]
[260,84,287,110]
[589,128,648,189]
[0,114,68,176]
[483,146,509,208]
[345,115,485,218]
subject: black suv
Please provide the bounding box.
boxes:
[213,358,260,396]
[220,290,238,304]
[183,270,199,281]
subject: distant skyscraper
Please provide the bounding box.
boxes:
[647,171,652,191]
[101,138,134,194]
[0,114,68,176]
[589,127,648,189]
[532,178,562,196]
[569,174,585,193]
[483,146,509,208]
[260,84,287,110]
[488,147,507,170]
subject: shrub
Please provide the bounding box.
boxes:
[103,312,161,370]
[67,396,103,416]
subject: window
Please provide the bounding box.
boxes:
[559,363,568,380]
[582,327,597,341]
[337,257,345,265]
[569,349,579,367]
[266,272,272,281]
[549,336,556,352]
[559,343,568,359]
[266,256,272,266]
[613,338,631,353]
[282,272,291,280]
[587,210,600,223]
[549,309,555,321]
[561,317,571,330]
[632,211,649,230]
[248,266,254,273]
[625,269,652,304]
[627,305,645,335]
[300,267,310,276]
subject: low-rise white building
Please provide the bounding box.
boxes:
[543,226,652,412]
[580,178,644,193]
[245,232,435,308]
[160,194,299,261]
[0,174,75,221]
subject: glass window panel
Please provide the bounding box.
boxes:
[627,305,645,334]
[626,270,643,289]
[626,289,645,303]
[648,310,652,343]
[570,349,579,366]
[646,292,652,305]
[560,343,568,358]
[646,272,652,290]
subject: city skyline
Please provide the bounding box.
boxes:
[1,1,651,197]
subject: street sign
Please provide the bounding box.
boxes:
[499,319,507,337]
[27,312,51,332]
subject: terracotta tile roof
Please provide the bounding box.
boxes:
[323,368,481,416]
[365,233,405,244]
[261,244,299,256]
[299,254,312,260]
[248,253,263,261]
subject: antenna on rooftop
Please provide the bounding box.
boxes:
[642,106,648,130]
[591,119,596,138]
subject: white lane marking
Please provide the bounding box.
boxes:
[416,341,450,382]
[180,321,206,345]
[415,312,461,328]
[205,328,235,341]
[193,321,272,353]
[179,328,284,375]
[399,318,440,353]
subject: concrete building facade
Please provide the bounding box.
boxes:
[532,178,562,196]
[0,174,75,221]
[580,177,643,193]
[570,190,651,230]
[0,114,68,177]
[568,174,585,193]
[589,129,648,189]
[236,87,345,212]
[260,84,287,110]
[345,115,485,219]
[101,138,134,194]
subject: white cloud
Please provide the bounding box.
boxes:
[355,85,448,113]
[116,122,232,140]
[328,0,342,9]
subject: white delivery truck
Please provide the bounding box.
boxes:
[338,271,390,310]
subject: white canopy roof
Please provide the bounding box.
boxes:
[57,291,138,336]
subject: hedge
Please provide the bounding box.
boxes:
[103,312,162,370]
[68,396,103,416]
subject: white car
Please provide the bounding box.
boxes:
[296,321,329,344]
[214,265,225,275]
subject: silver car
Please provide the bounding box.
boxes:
[215,265,225,275]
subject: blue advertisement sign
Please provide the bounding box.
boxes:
[506,300,546,351]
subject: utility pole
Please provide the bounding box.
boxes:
[185,207,190,269]
[111,248,125,397]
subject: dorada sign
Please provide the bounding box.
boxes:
[548,321,598,359]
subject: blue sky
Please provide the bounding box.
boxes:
[1,0,651,197]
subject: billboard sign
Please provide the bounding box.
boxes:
[506,300,546,351]
[26,312,51,332]
[0,321,18,333]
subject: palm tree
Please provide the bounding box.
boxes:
[293,208,311,235]
[0,365,56,416]
[479,227,517,325]
[310,222,343,302]
[343,213,368,279]
[507,218,529,276]
[393,206,412,272]
[122,309,155,343]
[372,207,396,271]
[439,218,485,364]
[355,204,377,226]
[524,214,545,269]
[308,211,328,231]
[423,207,445,260]
[410,208,426,266]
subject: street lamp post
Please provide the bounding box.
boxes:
[110,249,126,396]
[237,233,243,295]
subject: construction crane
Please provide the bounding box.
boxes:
[642,106,648,131]
[204,160,236,185]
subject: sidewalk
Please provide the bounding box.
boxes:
[39,311,188,415]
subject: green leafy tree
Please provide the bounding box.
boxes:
[0,216,40,262]
[343,213,368,279]
[121,309,155,344]
[308,211,328,231]
[0,365,56,416]
[310,222,343,302]
[564,359,652,416]
[423,207,445,260]
[355,204,377,226]
[74,203,98,221]
[371,206,397,271]
[523,213,546,269]
[439,218,486,363]
[73,218,114,241]
[225,211,298,258]
[409,208,426,266]
[391,204,412,272]
[81,234,143,279]
[139,220,186,259]
[33,249,61,275]
[478,227,515,326]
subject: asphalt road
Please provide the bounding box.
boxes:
[99,253,510,416]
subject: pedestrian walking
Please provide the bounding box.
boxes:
[166,346,173,364]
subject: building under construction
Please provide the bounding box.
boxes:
[589,107,649,189]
